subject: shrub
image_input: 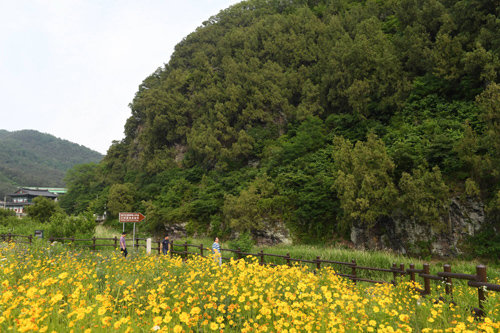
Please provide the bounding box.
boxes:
[25,197,63,223]
[228,231,254,253]
[46,211,95,239]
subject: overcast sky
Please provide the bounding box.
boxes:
[0,0,240,154]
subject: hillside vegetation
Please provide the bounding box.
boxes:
[0,130,103,197]
[62,0,500,256]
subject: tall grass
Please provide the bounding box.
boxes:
[166,238,500,282]
[94,224,121,238]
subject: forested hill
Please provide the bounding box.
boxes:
[0,130,103,197]
[62,0,499,254]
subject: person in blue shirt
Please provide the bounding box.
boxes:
[212,237,221,266]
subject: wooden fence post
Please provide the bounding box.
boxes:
[476,265,487,313]
[409,263,416,282]
[423,263,431,295]
[351,259,357,285]
[399,264,405,278]
[157,240,161,255]
[184,242,188,261]
[286,253,291,267]
[260,250,264,265]
[444,264,453,296]
[200,244,204,257]
[92,237,96,251]
[237,248,242,260]
[392,263,398,284]
[8,233,11,242]
[114,236,118,249]
[170,241,174,258]
[316,256,321,271]
[136,238,139,248]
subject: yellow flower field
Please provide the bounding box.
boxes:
[1,242,499,332]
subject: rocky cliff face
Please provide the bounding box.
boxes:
[162,221,293,246]
[251,224,292,246]
[350,198,485,257]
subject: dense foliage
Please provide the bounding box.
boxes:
[0,202,95,240]
[61,0,500,254]
[0,130,103,198]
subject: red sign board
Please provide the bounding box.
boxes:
[119,212,145,223]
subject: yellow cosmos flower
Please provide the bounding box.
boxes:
[153,316,162,326]
[50,293,64,304]
[179,311,190,324]
[163,313,172,324]
[1,241,499,333]
[101,316,112,326]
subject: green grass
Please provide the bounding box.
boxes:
[95,224,121,239]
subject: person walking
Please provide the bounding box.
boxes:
[212,237,221,266]
[120,232,128,258]
[160,235,170,255]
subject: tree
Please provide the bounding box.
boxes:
[0,208,16,227]
[107,183,135,217]
[476,83,500,174]
[398,166,449,230]
[332,133,397,231]
[223,175,284,234]
[321,16,408,120]
[26,197,62,223]
[457,83,500,191]
[59,163,106,215]
[273,145,340,242]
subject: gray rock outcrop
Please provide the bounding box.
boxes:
[350,197,485,257]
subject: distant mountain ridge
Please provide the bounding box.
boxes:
[0,129,103,198]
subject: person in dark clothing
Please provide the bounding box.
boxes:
[120,232,128,257]
[161,235,170,255]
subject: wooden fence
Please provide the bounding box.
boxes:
[1,233,499,316]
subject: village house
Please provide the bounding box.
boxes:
[4,187,65,217]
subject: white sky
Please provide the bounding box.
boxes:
[0,0,240,154]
